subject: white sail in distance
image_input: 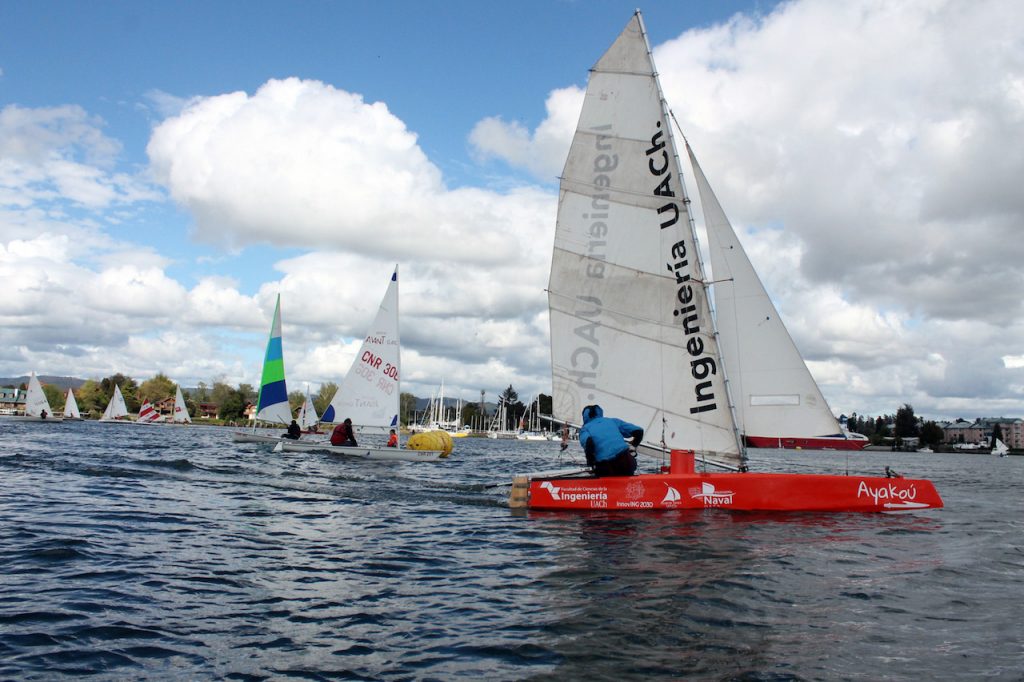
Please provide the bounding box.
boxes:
[63,388,81,419]
[324,267,401,430]
[298,389,318,430]
[548,12,743,467]
[687,143,843,441]
[100,384,129,421]
[173,386,192,423]
[25,372,55,418]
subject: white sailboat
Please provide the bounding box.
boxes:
[409,381,470,437]
[992,438,1010,456]
[513,11,941,512]
[62,388,82,420]
[172,386,192,424]
[445,397,470,437]
[11,372,64,422]
[516,396,550,440]
[99,384,129,422]
[486,397,517,439]
[297,387,318,432]
[278,267,449,462]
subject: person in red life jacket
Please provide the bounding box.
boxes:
[578,404,643,477]
[387,429,398,448]
[330,418,358,446]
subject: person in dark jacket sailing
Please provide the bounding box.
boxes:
[330,418,358,446]
[284,419,301,440]
[578,404,643,477]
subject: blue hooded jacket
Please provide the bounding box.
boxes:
[578,405,643,463]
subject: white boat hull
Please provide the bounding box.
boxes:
[232,432,291,444]
[275,439,447,462]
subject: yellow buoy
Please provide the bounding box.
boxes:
[405,430,453,457]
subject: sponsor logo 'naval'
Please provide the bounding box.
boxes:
[689,481,734,506]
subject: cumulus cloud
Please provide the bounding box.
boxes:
[147,78,550,267]
[469,86,583,180]
[0,104,159,214]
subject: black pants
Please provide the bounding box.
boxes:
[594,449,637,477]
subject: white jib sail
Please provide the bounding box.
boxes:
[63,388,81,419]
[25,372,54,418]
[548,12,742,467]
[173,386,192,423]
[298,390,318,430]
[326,267,401,430]
[101,384,129,421]
[688,144,843,440]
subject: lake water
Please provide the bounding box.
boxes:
[1,420,1022,680]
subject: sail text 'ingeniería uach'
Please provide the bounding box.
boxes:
[646,121,718,415]
[568,124,617,392]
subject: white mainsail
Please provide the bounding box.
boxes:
[100,384,129,421]
[323,267,401,430]
[25,372,57,419]
[63,388,81,419]
[173,386,192,423]
[688,144,843,441]
[548,12,743,468]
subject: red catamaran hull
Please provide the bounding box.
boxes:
[516,451,942,513]
[745,435,869,451]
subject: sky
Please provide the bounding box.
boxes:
[1,0,1023,422]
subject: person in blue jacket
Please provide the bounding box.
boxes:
[578,404,643,477]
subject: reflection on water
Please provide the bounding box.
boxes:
[0,421,1020,679]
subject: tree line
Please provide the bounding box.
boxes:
[846,404,946,448]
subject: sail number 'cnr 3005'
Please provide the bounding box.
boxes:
[359,351,398,381]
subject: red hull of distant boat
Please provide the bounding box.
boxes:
[518,451,942,513]
[745,435,870,451]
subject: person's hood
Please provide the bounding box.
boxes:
[581,405,603,424]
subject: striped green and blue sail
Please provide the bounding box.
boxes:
[255,294,293,425]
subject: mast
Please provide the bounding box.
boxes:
[394,265,401,442]
[637,10,747,467]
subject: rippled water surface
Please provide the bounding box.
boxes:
[1,421,1022,680]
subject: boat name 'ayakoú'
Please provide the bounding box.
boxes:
[857,481,918,505]
[646,121,718,415]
